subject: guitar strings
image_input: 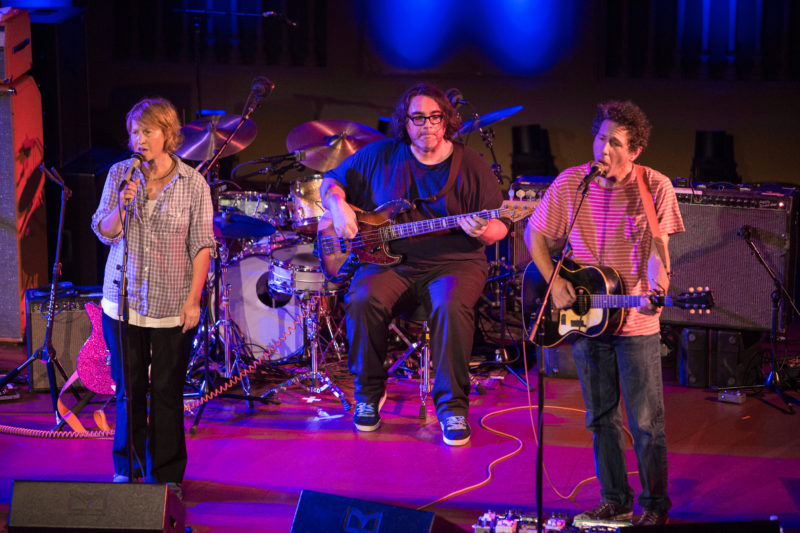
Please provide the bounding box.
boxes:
[319,207,515,254]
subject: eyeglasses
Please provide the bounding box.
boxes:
[407,113,444,126]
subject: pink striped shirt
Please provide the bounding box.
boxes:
[527,162,685,336]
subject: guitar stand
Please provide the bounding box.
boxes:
[260,292,351,411]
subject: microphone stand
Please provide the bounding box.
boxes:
[117,174,142,483]
[524,176,592,533]
[739,228,799,414]
[0,166,81,425]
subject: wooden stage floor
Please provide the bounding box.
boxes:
[1,339,799,532]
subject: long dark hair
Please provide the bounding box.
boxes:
[390,83,462,143]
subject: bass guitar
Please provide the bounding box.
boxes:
[522,258,714,347]
[317,199,536,281]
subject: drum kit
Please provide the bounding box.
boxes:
[177,102,522,415]
[177,115,385,412]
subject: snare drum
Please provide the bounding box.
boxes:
[289,175,324,234]
[225,253,304,359]
[268,241,344,295]
[218,191,290,228]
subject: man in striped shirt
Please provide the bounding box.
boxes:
[525,101,684,526]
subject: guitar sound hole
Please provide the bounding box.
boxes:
[573,288,590,316]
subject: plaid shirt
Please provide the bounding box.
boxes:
[92,155,215,319]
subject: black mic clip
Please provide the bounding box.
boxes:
[738,225,753,241]
[578,163,606,193]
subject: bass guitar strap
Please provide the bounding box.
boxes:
[411,141,464,208]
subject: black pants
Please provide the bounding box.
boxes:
[103,313,194,483]
[344,260,487,422]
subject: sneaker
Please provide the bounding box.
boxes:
[353,391,387,432]
[575,502,633,521]
[440,415,471,446]
[112,474,129,483]
[633,509,668,526]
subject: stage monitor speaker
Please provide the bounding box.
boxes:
[678,327,708,388]
[661,186,798,331]
[625,519,779,532]
[8,480,185,532]
[0,73,49,341]
[291,489,466,533]
[25,286,102,392]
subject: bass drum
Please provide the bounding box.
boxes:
[225,254,304,360]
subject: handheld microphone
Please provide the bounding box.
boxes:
[445,88,467,108]
[578,163,606,191]
[118,153,144,192]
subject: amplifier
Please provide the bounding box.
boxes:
[661,184,798,331]
[24,286,102,392]
[507,176,552,271]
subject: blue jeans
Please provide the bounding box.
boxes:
[572,333,671,513]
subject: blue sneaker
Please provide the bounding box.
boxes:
[440,415,471,446]
[353,391,387,431]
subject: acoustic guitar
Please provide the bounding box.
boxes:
[522,258,715,347]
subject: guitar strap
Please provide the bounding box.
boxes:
[634,164,671,273]
[411,141,464,207]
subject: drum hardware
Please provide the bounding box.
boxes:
[289,175,326,235]
[259,291,351,411]
[285,119,386,173]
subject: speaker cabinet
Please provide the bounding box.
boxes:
[661,187,798,331]
[291,489,466,533]
[0,8,32,82]
[0,73,49,341]
[8,480,185,532]
[25,286,102,392]
[678,328,709,388]
[29,6,91,168]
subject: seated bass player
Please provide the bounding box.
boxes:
[319,82,509,446]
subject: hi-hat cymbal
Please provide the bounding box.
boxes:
[213,211,275,239]
[176,114,258,161]
[286,120,386,172]
[458,105,523,136]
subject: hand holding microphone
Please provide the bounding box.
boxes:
[119,153,144,208]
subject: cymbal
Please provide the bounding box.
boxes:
[213,211,275,239]
[286,120,386,172]
[458,105,523,136]
[176,114,258,161]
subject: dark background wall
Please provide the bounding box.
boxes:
[22,0,800,186]
[4,0,800,284]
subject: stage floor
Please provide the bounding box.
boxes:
[1,340,799,532]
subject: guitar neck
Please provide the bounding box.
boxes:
[584,294,673,308]
[380,208,504,242]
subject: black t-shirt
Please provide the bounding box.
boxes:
[325,139,506,266]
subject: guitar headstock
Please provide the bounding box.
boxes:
[500,200,538,223]
[674,286,715,313]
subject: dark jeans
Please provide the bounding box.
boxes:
[572,333,671,513]
[344,260,487,422]
[103,313,194,483]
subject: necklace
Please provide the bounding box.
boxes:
[147,159,176,182]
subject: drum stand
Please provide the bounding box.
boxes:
[261,291,351,411]
[185,243,278,434]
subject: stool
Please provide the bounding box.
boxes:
[387,303,432,419]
